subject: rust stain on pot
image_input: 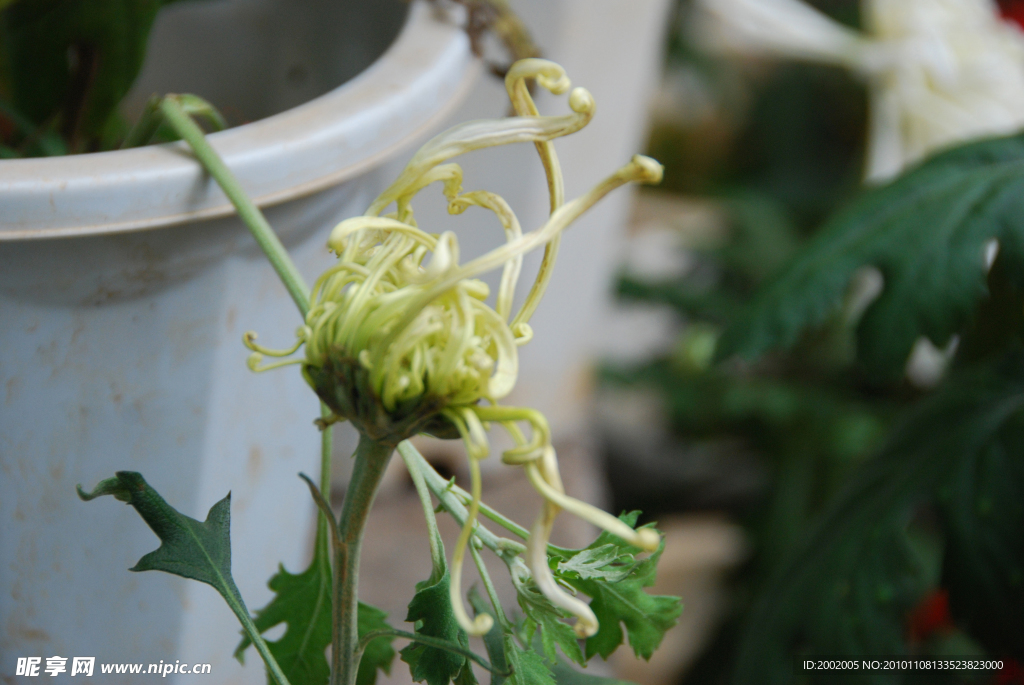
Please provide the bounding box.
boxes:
[5,376,21,404]
[4,617,49,644]
[49,463,65,481]
[248,445,263,480]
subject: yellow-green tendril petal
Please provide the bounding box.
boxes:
[241,57,666,642]
[525,450,599,638]
[525,460,661,552]
[244,331,307,372]
[447,407,495,636]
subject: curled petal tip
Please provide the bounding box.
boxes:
[632,155,664,185]
[573,617,599,639]
[636,528,661,552]
[465,613,494,637]
[569,87,595,115]
[539,74,571,95]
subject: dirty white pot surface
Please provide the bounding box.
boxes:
[0,1,476,682]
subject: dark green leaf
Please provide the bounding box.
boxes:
[940,405,1024,660]
[0,0,197,148]
[76,470,246,615]
[400,567,469,685]
[234,544,333,685]
[549,659,634,685]
[717,133,1024,378]
[504,635,555,685]
[469,589,509,685]
[453,662,480,685]
[358,603,398,685]
[731,353,1024,684]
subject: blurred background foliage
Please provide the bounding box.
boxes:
[600,0,1024,683]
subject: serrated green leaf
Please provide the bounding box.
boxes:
[504,635,555,685]
[77,470,246,621]
[234,536,332,685]
[716,133,1024,378]
[358,602,397,685]
[568,536,682,662]
[551,512,681,662]
[555,545,635,583]
[731,352,1024,684]
[512,573,585,666]
[400,566,469,685]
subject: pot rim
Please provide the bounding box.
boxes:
[0,1,478,242]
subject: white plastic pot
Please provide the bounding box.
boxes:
[0,1,475,681]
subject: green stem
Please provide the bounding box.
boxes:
[318,403,335,555]
[399,443,446,573]
[158,96,311,316]
[355,630,507,676]
[332,434,394,685]
[397,442,521,560]
[400,441,575,557]
[469,543,510,630]
[222,585,292,685]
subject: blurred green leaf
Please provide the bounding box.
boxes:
[718,133,1024,379]
[939,411,1024,659]
[731,352,1024,684]
[0,0,198,149]
[504,635,556,685]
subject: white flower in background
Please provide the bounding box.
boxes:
[694,0,1024,181]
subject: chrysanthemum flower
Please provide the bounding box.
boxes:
[694,0,1024,180]
[244,58,662,638]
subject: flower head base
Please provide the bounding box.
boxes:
[245,59,663,638]
[695,0,1024,180]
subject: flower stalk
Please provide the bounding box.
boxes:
[161,54,665,681]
